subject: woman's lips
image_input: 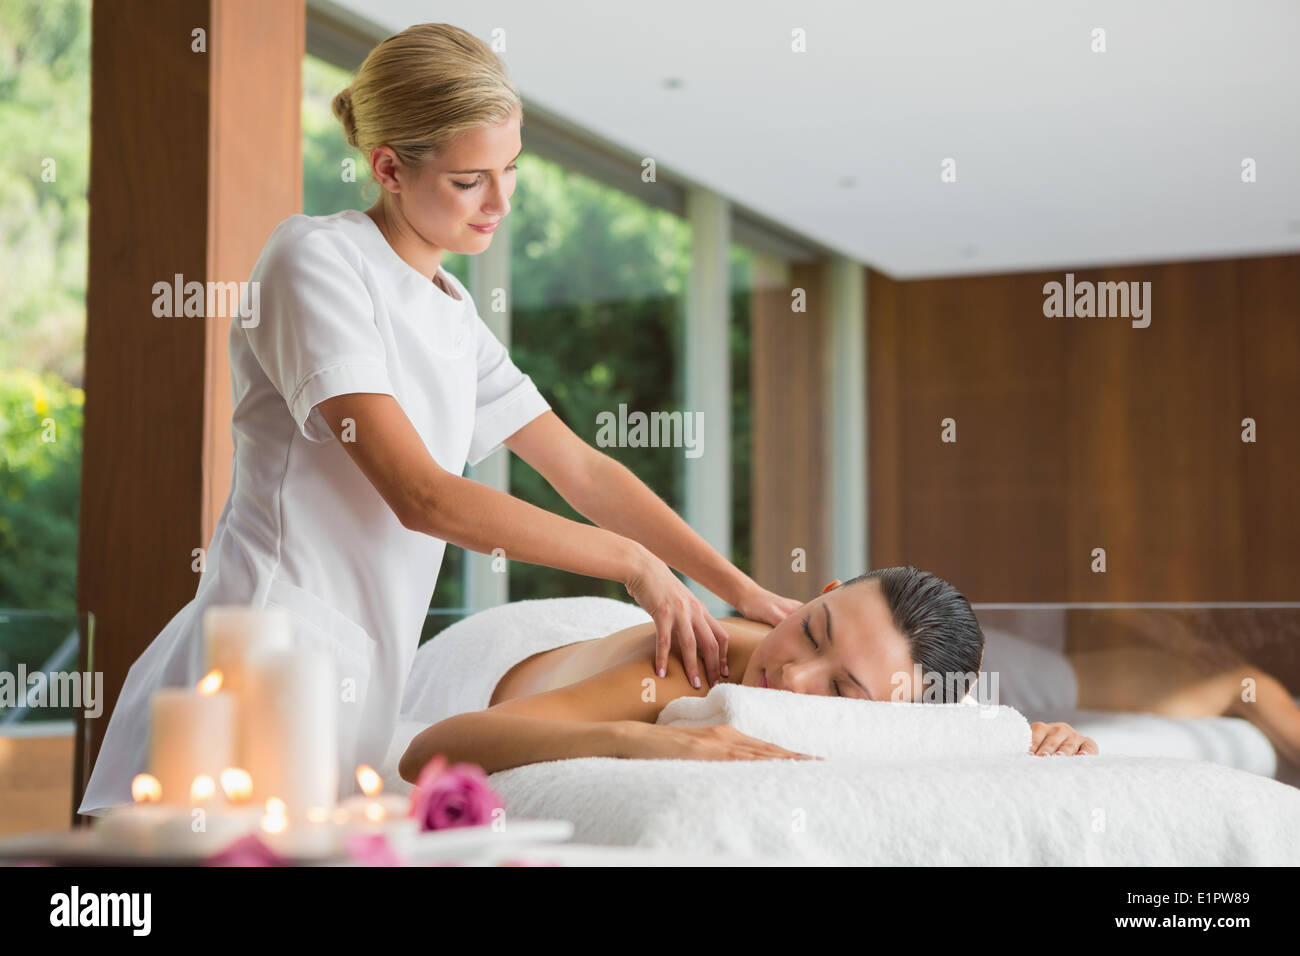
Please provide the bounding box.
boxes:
[469,222,498,233]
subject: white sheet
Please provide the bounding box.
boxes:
[488,753,1300,865]
[1023,707,1279,778]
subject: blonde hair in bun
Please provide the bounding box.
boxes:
[332,22,522,168]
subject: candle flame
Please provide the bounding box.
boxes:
[196,669,224,695]
[364,803,385,822]
[355,764,382,796]
[131,773,162,803]
[220,768,252,802]
[306,806,330,823]
[260,795,288,834]
[191,774,216,802]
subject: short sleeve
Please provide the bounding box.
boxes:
[244,226,395,442]
[465,311,551,466]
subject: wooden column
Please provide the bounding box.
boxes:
[751,260,834,602]
[76,0,303,823]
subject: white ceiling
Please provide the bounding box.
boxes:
[330,0,1300,279]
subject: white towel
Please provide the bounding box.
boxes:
[656,682,1032,759]
[489,753,1300,864]
[399,596,652,727]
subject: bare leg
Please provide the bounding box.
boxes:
[1068,645,1300,766]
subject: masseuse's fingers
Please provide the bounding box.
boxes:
[675,607,702,689]
[691,610,722,687]
[653,614,672,680]
[710,615,731,678]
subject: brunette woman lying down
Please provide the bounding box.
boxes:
[398,566,1098,779]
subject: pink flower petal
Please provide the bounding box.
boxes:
[345,832,405,867]
[204,833,290,867]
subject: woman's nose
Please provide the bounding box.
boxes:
[782,660,823,694]
[484,180,510,217]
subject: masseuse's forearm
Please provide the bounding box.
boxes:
[572,453,750,605]
[399,712,630,779]
[413,472,647,586]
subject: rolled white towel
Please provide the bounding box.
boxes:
[656,683,1031,760]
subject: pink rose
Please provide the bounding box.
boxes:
[408,754,504,831]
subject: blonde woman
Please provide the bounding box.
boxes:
[79,23,800,816]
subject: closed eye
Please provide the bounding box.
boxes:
[802,615,843,697]
[454,162,517,190]
[801,614,817,648]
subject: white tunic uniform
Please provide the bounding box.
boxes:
[78,209,551,815]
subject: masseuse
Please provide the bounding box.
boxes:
[78,22,800,815]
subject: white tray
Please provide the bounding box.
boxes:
[0,819,575,866]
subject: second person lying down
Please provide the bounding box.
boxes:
[399,565,1099,779]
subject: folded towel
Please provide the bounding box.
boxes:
[656,682,1031,759]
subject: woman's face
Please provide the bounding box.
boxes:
[740,579,918,702]
[374,112,521,255]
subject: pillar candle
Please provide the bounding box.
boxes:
[148,688,235,806]
[203,605,292,787]
[242,645,338,815]
[203,606,293,690]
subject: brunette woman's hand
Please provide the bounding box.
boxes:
[617,722,820,762]
[623,548,730,689]
[1028,721,1099,756]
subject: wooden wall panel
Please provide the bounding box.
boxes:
[867,254,1300,606]
[751,262,832,601]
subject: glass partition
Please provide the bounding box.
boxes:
[0,609,94,834]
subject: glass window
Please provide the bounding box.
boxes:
[0,0,90,834]
[729,243,755,580]
[505,151,691,602]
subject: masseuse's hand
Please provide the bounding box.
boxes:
[731,581,803,628]
[623,548,730,689]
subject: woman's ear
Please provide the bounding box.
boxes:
[369,145,404,194]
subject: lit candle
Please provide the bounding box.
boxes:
[257,801,346,858]
[203,606,292,788]
[148,672,235,806]
[241,645,338,814]
[338,764,417,843]
[93,774,182,854]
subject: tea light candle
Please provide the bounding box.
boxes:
[257,803,346,858]
[94,802,184,855]
[241,645,338,814]
[150,802,263,857]
[148,676,235,805]
[337,765,417,845]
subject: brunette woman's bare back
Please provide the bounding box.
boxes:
[489,616,772,706]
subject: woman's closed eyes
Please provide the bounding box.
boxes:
[802,612,845,698]
[453,162,517,190]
